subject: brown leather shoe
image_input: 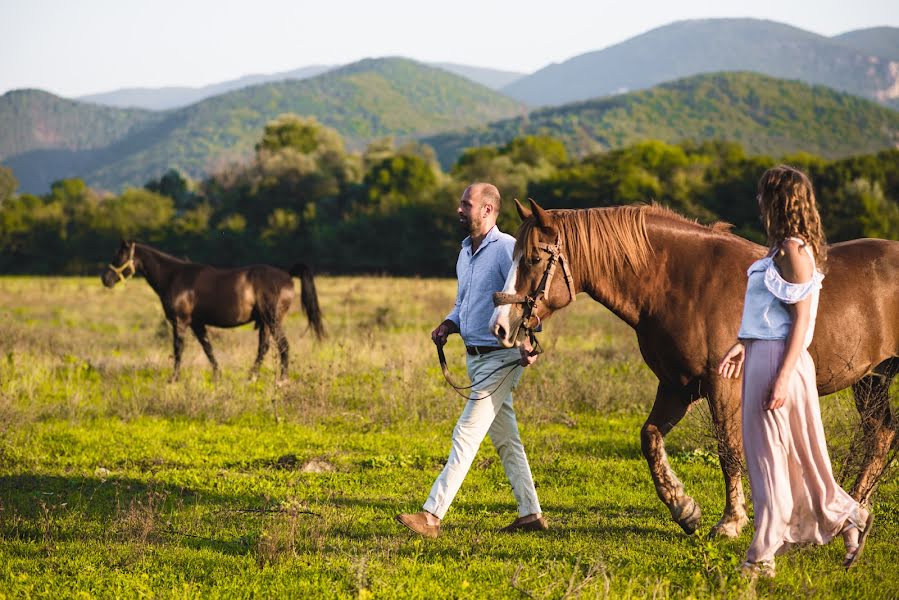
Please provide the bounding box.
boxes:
[396,512,440,538]
[500,514,548,533]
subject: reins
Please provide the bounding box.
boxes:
[108,242,137,283]
[436,332,543,400]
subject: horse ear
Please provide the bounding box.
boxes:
[529,198,551,229]
[514,198,532,221]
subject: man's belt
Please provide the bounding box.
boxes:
[466,345,505,356]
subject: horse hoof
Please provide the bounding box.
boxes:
[671,497,701,535]
[708,513,749,539]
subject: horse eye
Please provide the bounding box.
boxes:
[527,255,541,266]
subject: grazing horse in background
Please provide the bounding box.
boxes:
[491,199,899,537]
[101,241,324,382]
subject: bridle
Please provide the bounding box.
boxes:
[108,242,137,283]
[492,235,576,340]
[435,235,575,401]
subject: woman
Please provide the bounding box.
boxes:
[717,165,874,577]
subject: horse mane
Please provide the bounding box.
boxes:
[135,242,192,265]
[515,204,732,281]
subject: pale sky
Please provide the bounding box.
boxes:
[2,0,897,97]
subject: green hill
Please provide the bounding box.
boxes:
[0,89,162,161]
[2,58,526,193]
[502,19,899,108]
[424,72,899,168]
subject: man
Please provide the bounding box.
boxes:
[397,182,546,538]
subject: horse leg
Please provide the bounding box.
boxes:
[170,319,188,383]
[850,366,898,505]
[270,320,290,383]
[250,320,271,381]
[706,381,749,538]
[641,384,701,534]
[191,323,219,380]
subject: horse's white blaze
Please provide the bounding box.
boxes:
[490,256,519,346]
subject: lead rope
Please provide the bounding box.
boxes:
[436,333,543,400]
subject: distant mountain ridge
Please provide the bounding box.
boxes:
[834,26,899,61]
[502,19,899,108]
[77,65,334,110]
[3,58,526,193]
[424,72,899,167]
[77,62,524,111]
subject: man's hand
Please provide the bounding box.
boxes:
[431,320,458,347]
[519,337,539,367]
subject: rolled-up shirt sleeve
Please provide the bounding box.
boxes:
[445,281,462,328]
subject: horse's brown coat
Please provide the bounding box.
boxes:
[101,242,324,381]
[496,201,899,536]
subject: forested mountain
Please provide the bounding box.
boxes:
[0,90,162,161]
[424,72,899,168]
[834,26,899,61]
[502,19,899,108]
[3,58,527,193]
[77,65,334,110]
[76,62,523,111]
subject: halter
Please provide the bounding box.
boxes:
[108,242,136,283]
[492,236,577,337]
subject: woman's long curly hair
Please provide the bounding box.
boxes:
[758,165,827,267]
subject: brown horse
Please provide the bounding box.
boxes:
[491,199,899,537]
[101,241,324,381]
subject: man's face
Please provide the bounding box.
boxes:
[457,190,486,232]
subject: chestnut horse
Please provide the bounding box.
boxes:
[101,241,324,381]
[491,200,899,537]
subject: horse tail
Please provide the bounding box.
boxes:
[289,263,325,340]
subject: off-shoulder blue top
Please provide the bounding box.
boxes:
[737,238,824,348]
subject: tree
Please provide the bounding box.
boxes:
[0,166,17,206]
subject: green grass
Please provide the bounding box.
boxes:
[0,276,896,598]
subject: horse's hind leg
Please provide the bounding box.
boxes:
[191,323,219,380]
[705,381,749,538]
[850,363,898,505]
[250,320,271,381]
[270,320,290,383]
[641,384,701,534]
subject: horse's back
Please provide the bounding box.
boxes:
[180,264,293,327]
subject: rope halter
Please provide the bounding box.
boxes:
[108,242,137,283]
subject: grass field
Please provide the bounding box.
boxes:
[0,276,896,598]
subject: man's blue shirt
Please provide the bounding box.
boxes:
[446,225,516,347]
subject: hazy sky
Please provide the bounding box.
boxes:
[2,0,897,97]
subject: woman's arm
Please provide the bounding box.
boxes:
[768,240,815,410]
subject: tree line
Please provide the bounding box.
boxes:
[1,114,898,276]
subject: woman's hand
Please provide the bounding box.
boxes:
[717,343,745,379]
[767,374,789,410]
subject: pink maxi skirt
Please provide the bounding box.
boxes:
[742,339,858,563]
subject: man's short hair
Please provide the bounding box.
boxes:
[469,182,501,211]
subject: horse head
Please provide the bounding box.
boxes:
[490,199,577,348]
[101,240,138,288]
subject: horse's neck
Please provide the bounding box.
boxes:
[136,245,180,294]
[579,264,646,328]
[573,218,671,329]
